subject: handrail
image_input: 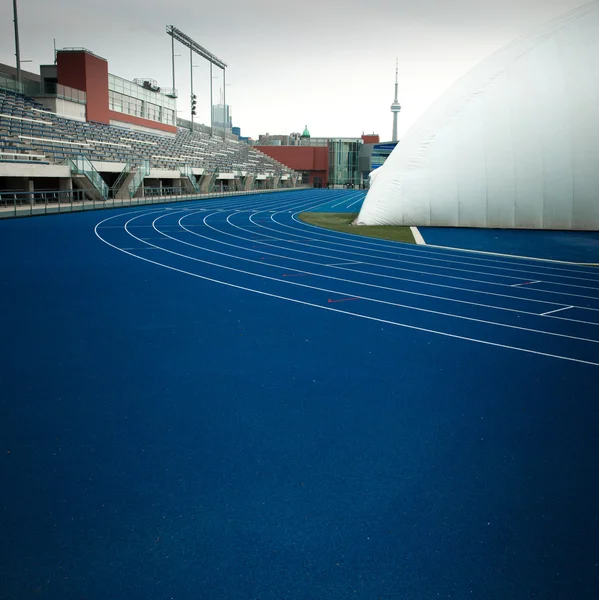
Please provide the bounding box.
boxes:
[180,164,201,194]
[66,155,109,199]
[128,159,150,198]
[0,185,311,219]
[112,161,132,196]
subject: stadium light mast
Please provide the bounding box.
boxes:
[171,35,175,91]
[12,0,21,86]
[190,46,194,129]
[166,25,228,137]
[391,58,401,142]
[223,67,226,141]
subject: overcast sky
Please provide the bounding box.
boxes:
[0,0,590,140]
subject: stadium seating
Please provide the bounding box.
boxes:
[0,89,293,175]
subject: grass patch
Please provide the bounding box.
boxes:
[297,212,415,244]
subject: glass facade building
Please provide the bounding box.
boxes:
[328,139,361,187]
[108,75,176,126]
[371,142,398,170]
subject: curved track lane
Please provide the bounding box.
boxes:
[96,190,599,366]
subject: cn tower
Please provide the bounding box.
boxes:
[390,59,401,142]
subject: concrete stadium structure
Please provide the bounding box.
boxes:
[0,48,299,207]
[357,1,599,230]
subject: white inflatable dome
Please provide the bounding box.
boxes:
[356,1,599,230]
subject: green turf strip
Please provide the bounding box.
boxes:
[297,212,416,244]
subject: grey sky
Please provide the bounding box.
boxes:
[0,0,589,139]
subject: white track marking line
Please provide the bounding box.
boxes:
[347,197,364,208]
[136,210,599,344]
[95,197,599,326]
[260,213,599,288]
[331,199,350,208]
[410,226,426,245]
[511,281,541,287]
[288,210,599,275]
[541,306,574,317]
[251,216,599,304]
[326,261,363,267]
[283,212,599,281]
[93,212,599,367]
[422,242,599,267]
[214,206,599,321]
[220,196,599,306]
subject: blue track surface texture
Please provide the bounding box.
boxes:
[421,226,599,263]
[1,189,598,600]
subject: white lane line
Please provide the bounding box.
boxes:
[144,210,599,345]
[511,281,541,287]
[410,226,426,245]
[259,218,599,303]
[422,242,599,267]
[228,202,599,305]
[211,207,599,321]
[541,306,574,317]
[347,196,365,208]
[326,261,363,267]
[94,212,599,367]
[281,214,599,283]
[265,213,599,288]
[330,199,350,208]
[286,212,599,274]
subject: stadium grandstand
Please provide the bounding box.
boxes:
[0,47,300,212]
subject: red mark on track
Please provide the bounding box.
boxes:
[283,273,309,277]
[327,297,360,303]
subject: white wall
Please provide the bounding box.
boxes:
[91,162,127,173]
[109,120,176,138]
[148,169,180,179]
[0,163,70,178]
[34,97,86,122]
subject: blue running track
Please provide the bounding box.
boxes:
[421,227,599,263]
[1,189,598,599]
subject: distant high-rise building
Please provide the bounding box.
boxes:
[390,59,401,142]
[212,103,231,130]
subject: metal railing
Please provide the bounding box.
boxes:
[0,185,311,219]
[66,155,109,199]
[180,164,201,194]
[0,78,86,103]
[111,161,131,197]
[128,159,150,198]
[36,83,87,104]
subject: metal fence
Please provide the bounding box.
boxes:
[0,186,308,219]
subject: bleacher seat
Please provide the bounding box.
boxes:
[0,89,294,177]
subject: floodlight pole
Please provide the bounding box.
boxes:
[13,0,21,87]
[171,34,175,91]
[222,68,226,141]
[210,61,213,137]
[190,46,194,130]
